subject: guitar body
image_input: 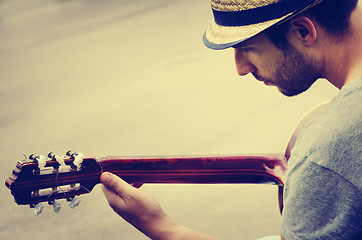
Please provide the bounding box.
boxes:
[5,102,329,215]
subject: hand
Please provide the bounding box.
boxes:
[100,172,220,240]
[100,172,171,238]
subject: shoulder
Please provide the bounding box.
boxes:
[290,77,362,189]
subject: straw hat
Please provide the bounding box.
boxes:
[203,0,323,50]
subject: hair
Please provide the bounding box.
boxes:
[265,0,359,50]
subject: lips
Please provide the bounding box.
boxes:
[252,73,276,86]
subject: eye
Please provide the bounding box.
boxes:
[241,47,253,53]
[233,45,254,53]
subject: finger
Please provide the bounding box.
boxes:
[100,183,117,202]
[100,172,134,196]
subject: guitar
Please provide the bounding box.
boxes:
[5,102,330,216]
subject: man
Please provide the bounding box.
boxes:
[100,0,362,239]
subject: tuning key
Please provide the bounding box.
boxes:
[29,154,48,170]
[48,200,61,214]
[73,153,84,168]
[69,196,82,209]
[48,152,66,168]
[28,154,37,161]
[47,152,55,159]
[32,203,44,217]
[66,151,84,169]
[37,155,47,170]
[66,150,74,157]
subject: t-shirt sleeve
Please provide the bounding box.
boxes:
[280,159,362,240]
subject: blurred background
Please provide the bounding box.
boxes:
[0,0,338,239]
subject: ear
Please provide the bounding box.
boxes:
[289,16,317,46]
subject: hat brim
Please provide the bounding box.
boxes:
[203,12,293,50]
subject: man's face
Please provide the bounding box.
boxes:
[234,33,320,97]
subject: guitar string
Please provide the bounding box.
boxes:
[51,164,117,218]
[51,170,64,197]
[54,170,67,196]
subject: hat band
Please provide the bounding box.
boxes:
[212,0,311,26]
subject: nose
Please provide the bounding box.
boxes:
[234,48,256,76]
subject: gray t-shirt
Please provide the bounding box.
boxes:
[281,78,362,239]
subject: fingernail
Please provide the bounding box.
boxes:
[101,173,111,184]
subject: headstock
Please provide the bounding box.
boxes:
[5,151,102,216]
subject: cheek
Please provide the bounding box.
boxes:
[249,49,281,74]
[259,52,284,76]
[253,60,277,77]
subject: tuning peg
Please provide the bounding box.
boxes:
[66,150,74,157]
[28,154,37,162]
[68,196,82,209]
[29,154,47,170]
[47,152,55,159]
[48,152,66,167]
[48,200,61,214]
[66,151,84,169]
[37,155,47,170]
[32,203,44,217]
[73,153,84,168]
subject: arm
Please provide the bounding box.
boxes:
[100,172,220,240]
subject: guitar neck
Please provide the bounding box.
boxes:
[6,153,287,207]
[98,153,287,186]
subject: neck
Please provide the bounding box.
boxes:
[323,4,362,89]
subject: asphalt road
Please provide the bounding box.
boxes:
[0,1,338,239]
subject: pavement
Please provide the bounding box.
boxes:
[0,0,338,239]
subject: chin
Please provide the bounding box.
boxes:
[279,86,311,97]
